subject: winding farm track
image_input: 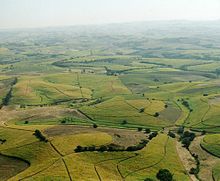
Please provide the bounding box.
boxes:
[19,158,61,181]
[93,155,134,181]
[116,153,139,180]
[123,137,169,179]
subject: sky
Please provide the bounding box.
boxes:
[0,0,220,29]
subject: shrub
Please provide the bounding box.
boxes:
[137,127,143,132]
[74,145,84,152]
[156,169,173,181]
[93,124,98,128]
[145,128,151,134]
[139,108,145,113]
[180,131,195,149]
[154,112,160,117]
[98,145,108,152]
[168,131,175,138]
[33,130,47,142]
[24,120,29,124]
[189,167,199,174]
[20,104,26,108]
[177,126,184,134]
[121,120,128,125]
[149,132,158,140]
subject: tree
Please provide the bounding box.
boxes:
[121,120,127,125]
[168,131,175,138]
[137,127,143,132]
[154,112,159,117]
[74,145,83,152]
[93,124,98,128]
[149,132,158,140]
[33,130,47,142]
[145,128,151,134]
[156,169,173,181]
[139,107,145,113]
[177,126,184,134]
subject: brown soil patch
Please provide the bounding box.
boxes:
[189,136,220,181]
[44,125,147,147]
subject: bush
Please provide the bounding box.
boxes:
[24,120,29,124]
[177,126,184,134]
[180,131,195,149]
[145,128,151,134]
[154,112,160,117]
[0,139,6,144]
[98,145,108,152]
[156,169,173,181]
[20,104,26,108]
[139,108,145,113]
[121,120,128,125]
[93,124,98,128]
[168,131,175,138]
[74,145,83,152]
[189,167,199,174]
[137,127,143,132]
[149,132,158,140]
[33,130,47,142]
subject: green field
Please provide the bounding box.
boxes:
[1,21,220,180]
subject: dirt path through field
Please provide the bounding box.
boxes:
[176,140,198,181]
[189,136,220,181]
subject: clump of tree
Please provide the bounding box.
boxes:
[168,131,176,138]
[0,138,6,144]
[156,169,173,181]
[126,140,149,151]
[148,131,158,140]
[33,130,48,142]
[2,88,13,106]
[20,104,26,108]
[189,153,200,177]
[180,131,195,149]
[60,117,75,124]
[154,112,160,117]
[74,140,149,153]
[121,120,128,125]
[93,124,98,128]
[139,107,145,113]
[181,99,193,112]
[144,128,151,134]
[137,127,143,132]
[88,97,103,106]
[177,126,184,134]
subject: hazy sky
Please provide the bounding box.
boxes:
[0,0,220,29]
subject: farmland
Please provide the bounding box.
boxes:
[0,21,220,180]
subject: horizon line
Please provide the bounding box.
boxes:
[1,19,220,31]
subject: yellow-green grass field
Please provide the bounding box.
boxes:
[201,134,220,158]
